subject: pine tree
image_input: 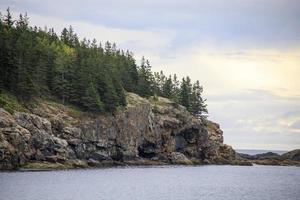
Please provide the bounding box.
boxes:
[162,75,173,98]
[16,13,29,28]
[0,9,209,115]
[172,74,180,103]
[152,72,161,96]
[0,13,6,90]
[81,82,104,112]
[60,28,69,46]
[4,8,14,27]
[179,77,192,111]
[124,51,138,92]
[52,44,75,104]
[137,57,153,97]
[14,15,39,100]
[104,41,112,55]
[190,80,207,118]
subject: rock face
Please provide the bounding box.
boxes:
[281,149,300,161]
[238,152,280,160]
[0,93,240,170]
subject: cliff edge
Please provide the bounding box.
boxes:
[0,93,248,170]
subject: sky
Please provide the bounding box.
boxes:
[1,0,300,150]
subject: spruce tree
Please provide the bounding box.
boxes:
[4,8,14,27]
[191,80,207,118]
[179,77,192,111]
[172,74,180,103]
[81,82,104,112]
[137,57,153,97]
[162,75,173,98]
[0,9,208,116]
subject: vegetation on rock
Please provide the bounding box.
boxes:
[0,93,239,170]
[0,8,207,117]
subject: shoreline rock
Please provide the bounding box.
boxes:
[237,149,300,167]
[1,93,249,170]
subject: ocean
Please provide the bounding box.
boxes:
[0,165,299,200]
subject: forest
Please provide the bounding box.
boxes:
[0,8,207,117]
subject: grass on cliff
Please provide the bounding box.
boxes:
[0,90,88,121]
[126,92,149,106]
[0,90,27,114]
[45,99,84,118]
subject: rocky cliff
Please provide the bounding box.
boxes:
[0,93,245,170]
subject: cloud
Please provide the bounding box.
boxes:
[2,0,300,49]
[207,89,300,103]
[1,1,300,150]
[1,8,177,60]
[290,121,300,130]
[149,45,300,98]
[202,88,300,150]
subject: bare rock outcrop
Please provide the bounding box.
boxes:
[0,93,243,170]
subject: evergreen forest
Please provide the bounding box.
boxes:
[0,9,207,117]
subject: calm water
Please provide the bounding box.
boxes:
[0,165,299,200]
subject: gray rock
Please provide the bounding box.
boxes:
[90,151,111,161]
[0,92,240,170]
[169,152,192,165]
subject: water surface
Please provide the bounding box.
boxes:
[0,165,299,200]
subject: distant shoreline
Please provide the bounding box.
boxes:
[237,149,300,166]
[235,149,287,155]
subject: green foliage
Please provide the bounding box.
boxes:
[0,9,208,117]
[162,75,173,98]
[137,57,153,97]
[0,91,26,114]
[81,82,104,112]
[190,80,208,117]
[179,77,192,110]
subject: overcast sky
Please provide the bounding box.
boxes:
[1,0,300,150]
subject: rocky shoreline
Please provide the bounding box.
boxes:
[237,149,300,167]
[13,151,300,171]
[1,92,298,171]
[17,148,300,171]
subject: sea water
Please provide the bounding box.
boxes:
[0,165,299,200]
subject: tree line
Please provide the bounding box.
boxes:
[0,9,207,117]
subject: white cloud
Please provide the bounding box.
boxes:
[5,8,177,60]
[22,13,300,151]
[150,45,300,96]
[2,3,300,151]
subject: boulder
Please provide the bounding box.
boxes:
[169,152,193,165]
[0,108,15,128]
[14,112,52,135]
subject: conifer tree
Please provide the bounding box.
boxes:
[179,77,192,111]
[172,74,180,103]
[137,57,153,97]
[191,80,207,118]
[4,8,14,27]
[81,82,104,112]
[162,75,173,98]
[0,9,208,116]
[152,72,161,96]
